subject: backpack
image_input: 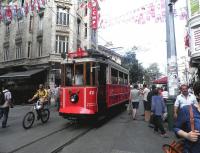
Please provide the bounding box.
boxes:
[0,92,5,106]
[147,91,153,103]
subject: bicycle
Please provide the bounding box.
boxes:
[22,100,50,129]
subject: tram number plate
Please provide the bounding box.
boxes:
[89,90,95,95]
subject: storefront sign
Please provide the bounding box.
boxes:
[91,0,98,30]
[68,48,88,58]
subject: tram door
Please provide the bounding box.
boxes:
[97,63,107,112]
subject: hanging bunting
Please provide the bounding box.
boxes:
[4,5,12,25]
[0,0,46,25]
[184,29,190,49]
[24,1,28,16]
[99,0,188,29]
[0,0,2,22]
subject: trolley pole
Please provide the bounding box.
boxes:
[165,0,179,98]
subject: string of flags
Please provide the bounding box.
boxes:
[0,0,187,29]
[97,0,187,29]
[0,0,46,25]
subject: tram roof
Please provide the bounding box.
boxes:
[61,51,129,74]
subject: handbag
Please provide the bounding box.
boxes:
[162,105,194,153]
[127,102,132,115]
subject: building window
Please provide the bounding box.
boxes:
[84,23,87,38]
[38,41,43,57]
[16,43,22,59]
[27,41,32,58]
[56,8,70,26]
[38,16,43,31]
[55,35,69,54]
[91,29,96,43]
[3,47,9,61]
[84,7,87,16]
[17,20,23,34]
[77,18,81,36]
[29,16,33,32]
[6,25,10,34]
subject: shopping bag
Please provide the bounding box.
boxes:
[127,102,132,115]
[162,140,184,153]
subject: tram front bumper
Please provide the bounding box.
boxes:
[59,106,96,115]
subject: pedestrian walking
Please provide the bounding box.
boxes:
[193,81,200,102]
[46,85,52,105]
[129,84,141,120]
[53,84,60,111]
[151,89,168,137]
[0,85,12,128]
[174,84,198,120]
[142,84,150,121]
[162,87,169,103]
[147,85,156,127]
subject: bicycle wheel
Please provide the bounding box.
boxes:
[40,109,50,123]
[23,112,35,129]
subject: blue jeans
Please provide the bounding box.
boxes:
[0,107,9,128]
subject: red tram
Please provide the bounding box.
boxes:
[59,48,130,120]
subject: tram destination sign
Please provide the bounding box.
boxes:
[68,48,88,58]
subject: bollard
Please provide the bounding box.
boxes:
[166,99,174,131]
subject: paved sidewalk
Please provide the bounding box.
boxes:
[117,104,177,153]
[60,104,179,153]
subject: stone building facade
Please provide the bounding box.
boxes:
[0,0,98,103]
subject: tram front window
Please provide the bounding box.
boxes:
[75,65,83,85]
[66,65,73,86]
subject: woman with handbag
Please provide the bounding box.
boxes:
[151,89,167,137]
[174,103,200,153]
[130,84,141,120]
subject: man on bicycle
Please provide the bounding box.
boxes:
[28,84,48,105]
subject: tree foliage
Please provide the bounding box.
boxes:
[121,50,144,84]
[121,49,162,85]
[143,63,162,85]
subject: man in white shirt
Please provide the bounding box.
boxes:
[142,84,150,121]
[162,87,169,101]
[174,84,198,119]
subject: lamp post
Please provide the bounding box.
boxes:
[165,0,179,97]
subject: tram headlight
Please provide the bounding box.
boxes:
[70,93,79,103]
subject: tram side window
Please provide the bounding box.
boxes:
[124,74,128,85]
[111,68,118,84]
[75,64,84,85]
[98,64,106,85]
[66,65,73,86]
[119,71,124,84]
[86,63,91,85]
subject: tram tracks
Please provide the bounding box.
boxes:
[7,121,95,153]
[50,127,92,153]
[5,107,124,153]
[8,122,73,153]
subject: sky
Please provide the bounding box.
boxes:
[98,0,187,74]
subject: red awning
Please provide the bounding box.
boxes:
[153,76,168,84]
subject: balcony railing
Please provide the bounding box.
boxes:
[56,25,70,33]
[54,0,71,4]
